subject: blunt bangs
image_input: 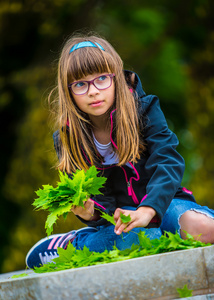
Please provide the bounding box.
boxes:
[67,47,116,83]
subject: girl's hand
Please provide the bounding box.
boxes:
[114,206,156,235]
[71,199,95,221]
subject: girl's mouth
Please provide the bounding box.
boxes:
[90,101,104,107]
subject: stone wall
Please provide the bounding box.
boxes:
[1,246,214,299]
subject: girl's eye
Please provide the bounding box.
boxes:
[98,75,107,81]
[74,81,86,88]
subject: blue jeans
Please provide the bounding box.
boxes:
[72,199,214,252]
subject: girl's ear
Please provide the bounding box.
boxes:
[127,72,136,90]
[130,73,135,85]
[125,71,136,90]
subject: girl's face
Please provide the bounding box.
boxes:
[70,73,115,120]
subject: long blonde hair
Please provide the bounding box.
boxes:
[50,33,145,173]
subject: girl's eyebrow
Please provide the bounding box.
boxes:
[74,73,109,82]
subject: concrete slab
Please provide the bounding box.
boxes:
[1,246,214,300]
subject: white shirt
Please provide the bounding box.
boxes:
[93,134,119,165]
[93,134,132,168]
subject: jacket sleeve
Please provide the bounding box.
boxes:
[137,95,185,221]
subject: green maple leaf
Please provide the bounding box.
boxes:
[82,177,94,192]
[98,210,116,225]
[138,231,153,250]
[177,284,193,298]
[88,176,107,195]
[72,245,92,265]
[71,182,85,208]
[11,273,29,279]
[166,231,183,250]
[120,212,131,224]
[45,202,74,236]
[54,242,76,264]
[33,185,55,209]
[84,166,107,195]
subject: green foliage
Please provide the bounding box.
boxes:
[11,273,29,279]
[120,212,131,224]
[31,231,210,274]
[33,166,106,235]
[98,210,116,225]
[96,211,131,225]
[177,284,193,298]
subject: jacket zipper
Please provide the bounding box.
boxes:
[127,181,132,196]
[121,166,140,204]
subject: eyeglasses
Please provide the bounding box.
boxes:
[68,73,115,95]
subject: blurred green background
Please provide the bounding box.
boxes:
[0,0,214,273]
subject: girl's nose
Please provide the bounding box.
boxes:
[87,83,100,96]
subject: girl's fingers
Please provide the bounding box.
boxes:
[85,199,94,214]
[84,200,90,209]
[71,199,94,214]
[114,208,136,234]
[123,221,136,233]
[71,205,78,213]
[114,216,122,233]
[116,219,137,234]
[115,218,129,235]
[115,222,129,235]
[70,199,96,221]
[71,206,79,214]
[71,207,82,215]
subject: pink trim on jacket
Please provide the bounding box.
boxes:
[182,187,193,195]
[90,198,106,210]
[141,194,148,203]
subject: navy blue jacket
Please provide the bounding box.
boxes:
[53,70,196,227]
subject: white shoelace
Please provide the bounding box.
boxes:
[39,251,59,265]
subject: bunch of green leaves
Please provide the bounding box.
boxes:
[32,231,211,274]
[33,166,106,236]
[137,231,210,256]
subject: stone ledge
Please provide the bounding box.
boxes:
[1,245,214,300]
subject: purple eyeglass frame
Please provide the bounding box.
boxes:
[68,73,115,95]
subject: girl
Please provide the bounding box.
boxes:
[26,34,214,269]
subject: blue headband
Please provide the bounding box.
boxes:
[69,41,105,53]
